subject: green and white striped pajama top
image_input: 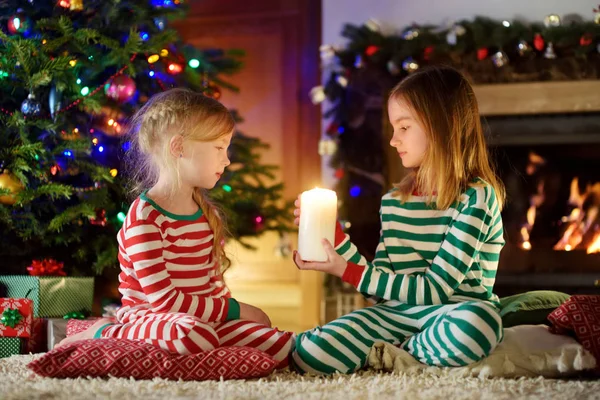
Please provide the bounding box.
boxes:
[291,181,505,374]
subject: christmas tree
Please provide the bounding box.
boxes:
[0,0,292,276]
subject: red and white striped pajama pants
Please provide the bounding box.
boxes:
[99,306,296,368]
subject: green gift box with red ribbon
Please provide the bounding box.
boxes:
[0,276,94,318]
[0,298,34,338]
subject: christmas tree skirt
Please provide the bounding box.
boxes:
[1,354,599,400]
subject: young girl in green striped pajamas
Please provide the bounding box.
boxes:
[291,65,506,375]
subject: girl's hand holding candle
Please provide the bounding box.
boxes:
[293,188,347,277]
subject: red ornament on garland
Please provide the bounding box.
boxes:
[423,46,434,61]
[89,209,107,226]
[104,75,136,103]
[334,168,345,179]
[326,122,339,136]
[580,33,593,46]
[477,48,489,61]
[533,34,545,51]
[365,45,379,56]
[27,259,66,276]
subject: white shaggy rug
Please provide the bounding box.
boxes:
[2,354,600,400]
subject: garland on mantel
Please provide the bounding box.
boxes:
[310,10,600,269]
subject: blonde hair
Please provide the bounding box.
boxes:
[388,66,505,210]
[124,88,235,273]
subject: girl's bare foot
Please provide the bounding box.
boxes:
[55,317,114,349]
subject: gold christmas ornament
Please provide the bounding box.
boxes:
[309,86,326,105]
[364,18,381,33]
[0,171,24,206]
[543,14,561,28]
[70,0,84,11]
[318,139,338,156]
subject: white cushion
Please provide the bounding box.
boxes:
[368,325,597,378]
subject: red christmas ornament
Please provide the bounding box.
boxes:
[27,259,66,276]
[89,209,107,226]
[580,33,593,46]
[365,45,379,56]
[533,34,545,51]
[477,48,489,61]
[326,122,339,136]
[104,75,136,103]
[334,168,345,179]
[423,46,434,60]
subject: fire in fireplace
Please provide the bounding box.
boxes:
[512,151,600,254]
[485,112,600,296]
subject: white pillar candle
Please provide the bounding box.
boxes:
[298,188,337,262]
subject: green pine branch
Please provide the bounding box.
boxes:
[48,202,96,232]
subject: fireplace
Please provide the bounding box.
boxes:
[486,112,600,296]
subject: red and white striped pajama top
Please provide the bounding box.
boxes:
[98,192,294,366]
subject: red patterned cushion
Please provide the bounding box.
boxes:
[548,295,600,373]
[65,318,101,337]
[27,339,277,380]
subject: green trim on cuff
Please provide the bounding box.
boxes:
[93,323,113,339]
[226,298,240,320]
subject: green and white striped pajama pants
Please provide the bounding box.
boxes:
[291,300,503,375]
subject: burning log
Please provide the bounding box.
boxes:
[554,177,600,253]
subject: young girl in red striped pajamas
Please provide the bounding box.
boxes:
[58,88,295,367]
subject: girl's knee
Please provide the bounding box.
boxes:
[451,302,503,358]
[174,316,219,352]
[291,329,364,375]
[455,302,502,334]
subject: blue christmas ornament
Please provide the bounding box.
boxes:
[154,17,166,30]
[21,94,41,116]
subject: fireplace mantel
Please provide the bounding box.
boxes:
[474,80,600,116]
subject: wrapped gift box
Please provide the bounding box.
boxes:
[0,276,94,318]
[0,298,34,338]
[0,337,25,358]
